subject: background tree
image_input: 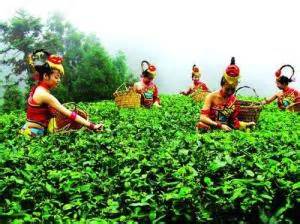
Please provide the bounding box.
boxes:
[2,84,24,112]
[0,9,43,86]
[0,10,136,108]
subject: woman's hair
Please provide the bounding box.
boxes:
[277,75,293,85]
[140,60,156,79]
[276,64,295,86]
[31,49,58,81]
[34,64,53,81]
[142,70,152,78]
[220,76,226,86]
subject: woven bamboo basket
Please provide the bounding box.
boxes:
[235,86,262,123]
[113,83,141,108]
[190,89,210,102]
[53,102,88,132]
[286,102,300,113]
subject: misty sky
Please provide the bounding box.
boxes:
[1,0,300,96]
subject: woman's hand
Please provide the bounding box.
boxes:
[153,101,162,108]
[89,122,104,132]
[261,94,279,106]
[246,122,256,127]
[221,124,232,131]
[260,100,266,106]
[239,121,256,130]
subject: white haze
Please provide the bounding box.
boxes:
[1,0,300,97]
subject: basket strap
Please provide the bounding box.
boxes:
[61,102,88,117]
[286,102,300,111]
[62,102,77,110]
[279,64,295,80]
[235,86,259,98]
[141,60,150,73]
[114,83,128,94]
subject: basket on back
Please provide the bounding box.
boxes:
[113,83,141,108]
[235,86,262,123]
[190,89,210,102]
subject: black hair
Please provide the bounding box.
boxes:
[192,64,198,78]
[33,49,51,56]
[141,60,152,78]
[220,77,236,95]
[277,75,293,86]
[276,64,295,86]
[142,70,152,78]
[230,57,235,65]
[220,76,226,86]
[34,64,52,81]
[32,49,53,81]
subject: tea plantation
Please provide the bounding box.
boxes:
[0,95,299,223]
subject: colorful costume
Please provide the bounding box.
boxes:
[199,92,241,130]
[135,81,160,108]
[183,65,209,95]
[275,65,300,109]
[134,60,160,108]
[20,84,56,137]
[27,84,56,126]
[28,50,64,77]
[277,87,300,109]
[197,57,248,131]
[192,82,209,93]
[20,50,64,137]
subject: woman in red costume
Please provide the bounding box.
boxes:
[133,60,161,108]
[181,65,209,95]
[261,64,300,109]
[196,57,255,131]
[20,50,103,137]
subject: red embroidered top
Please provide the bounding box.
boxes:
[186,81,209,95]
[278,87,300,109]
[193,82,209,92]
[26,85,55,128]
[134,81,160,107]
[201,94,241,129]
